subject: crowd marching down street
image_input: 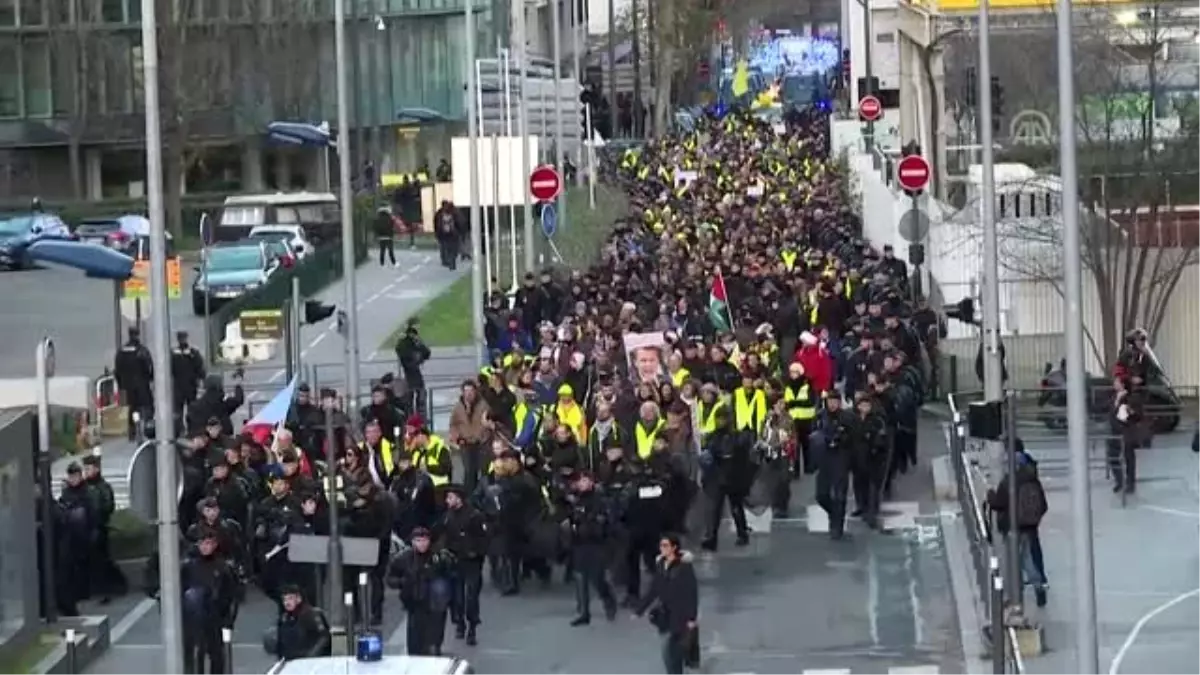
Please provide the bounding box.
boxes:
[63,105,944,674]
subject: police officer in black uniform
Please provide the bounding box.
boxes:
[850,396,889,529]
[394,319,432,416]
[620,458,668,604]
[82,455,126,602]
[436,484,488,645]
[386,527,455,656]
[170,330,206,423]
[113,328,154,440]
[181,531,243,674]
[815,394,857,540]
[57,463,96,609]
[271,585,332,661]
[700,407,753,551]
[565,471,618,626]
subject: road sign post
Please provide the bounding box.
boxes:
[858,95,882,123]
[895,155,931,193]
[529,165,563,203]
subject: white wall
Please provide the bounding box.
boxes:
[847,0,901,104]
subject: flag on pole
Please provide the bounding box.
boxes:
[709,271,732,332]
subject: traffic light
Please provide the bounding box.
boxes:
[304,300,337,324]
[964,67,977,108]
[579,86,594,141]
[944,297,977,325]
[990,76,1004,133]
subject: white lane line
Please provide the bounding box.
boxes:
[109,597,158,644]
[906,540,925,646]
[888,667,940,674]
[304,331,327,355]
[1108,587,1200,674]
[1138,504,1200,519]
[867,546,880,646]
[802,670,852,674]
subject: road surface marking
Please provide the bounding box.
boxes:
[801,669,851,674]
[888,667,940,674]
[906,539,925,646]
[109,597,157,643]
[1138,504,1200,519]
[867,546,880,646]
[305,331,327,355]
[1108,587,1200,674]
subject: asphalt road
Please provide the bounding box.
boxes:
[87,417,966,674]
[0,261,206,379]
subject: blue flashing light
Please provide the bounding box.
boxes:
[355,631,383,662]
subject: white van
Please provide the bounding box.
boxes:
[218,192,341,244]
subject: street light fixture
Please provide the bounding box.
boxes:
[375,15,385,31]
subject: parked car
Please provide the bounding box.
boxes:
[0,213,73,270]
[249,224,314,259]
[192,240,283,315]
[74,215,176,259]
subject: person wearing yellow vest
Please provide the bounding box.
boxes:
[552,384,587,444]
[782,362,818,477]
[633,401,665,460]
[700,405,752,550]
[667,352,691,388]
[359,421,396,487]
[410,427,452,486]
[732,376,767,434]
[696,383,727,440]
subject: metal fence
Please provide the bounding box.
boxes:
[944,396,1025,675]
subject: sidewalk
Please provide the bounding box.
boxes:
[934,429,1200,674]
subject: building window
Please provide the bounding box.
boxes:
[20,0,45,25]
[127,0,139,21]
[105,39,132,113]
[51,47,75,115]
[0,41,18,117]
[131,44,143,108]
[22,39,52,116]
[0,0,15,25]
[101,0,124,22]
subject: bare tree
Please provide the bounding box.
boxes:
[240,0,323,125]
[46,0,96,199]
[944,2,1199,369]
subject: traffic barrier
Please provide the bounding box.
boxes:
[93,374,126,438]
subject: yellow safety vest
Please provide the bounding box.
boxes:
[783,384,816,420]
[414,436,450,486]
[554,402,587,444]
[671,368,691,387]
[734,388,767,433]
[635,419,665,459]
[698,400,726,435]
[360,439,394,474]
[844,278,854,301]
[781,250,797,272]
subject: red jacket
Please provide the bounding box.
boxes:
[794,344,834,393]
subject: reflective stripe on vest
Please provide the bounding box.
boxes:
[671,368,690,387]
[635,419,665,459]
[783,384,816,420]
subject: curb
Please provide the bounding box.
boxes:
[932,453,991,675]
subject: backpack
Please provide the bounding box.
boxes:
[1016,478,1048,528]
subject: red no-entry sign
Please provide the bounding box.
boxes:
[896,155,931,193]
[858,95,882,122]
[529,165,563,202]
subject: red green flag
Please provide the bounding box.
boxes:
[709,271,732,332]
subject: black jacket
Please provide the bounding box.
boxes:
[636,551,699,634]
[276,604,332,660]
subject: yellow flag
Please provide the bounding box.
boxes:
[731,61,750,98]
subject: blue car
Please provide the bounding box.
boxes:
[0,213,73,270]
[192,240,283,315]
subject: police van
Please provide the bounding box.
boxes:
[266,655,473,675]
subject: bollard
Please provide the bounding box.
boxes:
[64,628,78,674]
[358,572,370,628]
[222,627,233,673]
[991,572,1005,674]
[343,591,356,653]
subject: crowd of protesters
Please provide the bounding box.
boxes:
[63,104,957,674]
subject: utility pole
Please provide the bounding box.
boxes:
[606,0,617,138]
[977,0,1003,403]
[856,0,875,153]
[570,0,584,185]
[630,0,642,137]
[551,0,567,237]
[515,0,534,273]
[335,0,361,410]
[138,0,182,668]
[466,0,485,360]
[1057,0,1098,668]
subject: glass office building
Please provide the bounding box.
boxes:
[0,0,502,199]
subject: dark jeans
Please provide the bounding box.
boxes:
[623,535,658,598]
[460,443,484,495]
[1107,438,1137,490]
[183,622,227,674]
[852,463,884,525]
[437,239,458,269]
[572,545,615,619]
[662,630,688,674]
[816,464,850,538]
[405,607,447,655]
[450,559,483,628]
[791,419,815,475]
[704,484,747,544]
[378,238,396,266]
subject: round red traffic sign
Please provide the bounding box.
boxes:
[529,165,563,202]
[896,155,931,192]
[858,95,882,122]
